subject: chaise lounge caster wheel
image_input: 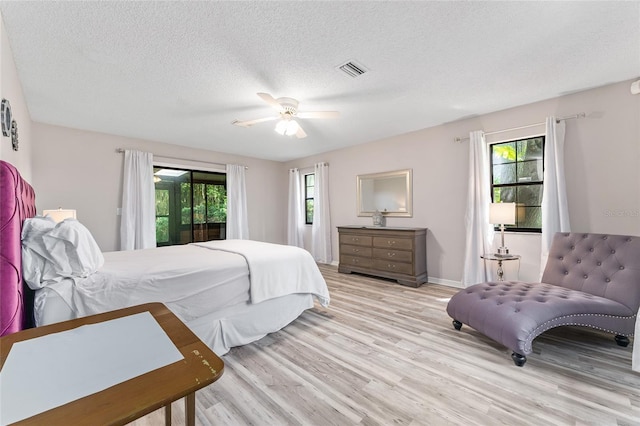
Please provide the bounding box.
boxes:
[452,320,463,330]
[615,335,630,347]
[511,352,527,367]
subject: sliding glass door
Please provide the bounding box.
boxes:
[154,167,227,246]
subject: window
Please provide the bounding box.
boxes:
[304,173,314,225]
[154,167,227,246]
[490,136,545,232]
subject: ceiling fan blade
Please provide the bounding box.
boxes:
[232,116,279,127]
[257,93,283,111]
[295,124,307,139]
[297,111,340,119]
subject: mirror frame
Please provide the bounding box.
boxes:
[356,169,413,217]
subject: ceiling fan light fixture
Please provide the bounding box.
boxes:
[275,119,299,136]
[235,92,334,138]
[286,119,299,135]
[274,119,287,135]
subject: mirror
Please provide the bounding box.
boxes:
[357,169,412,217]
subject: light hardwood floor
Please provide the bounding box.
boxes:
[132,265,640,425]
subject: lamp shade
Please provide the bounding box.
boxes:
[43,208,76,223]
[489,202,516,225]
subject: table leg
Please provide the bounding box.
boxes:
[185,393,196,426]
[497,260,504,281]
[165,403,171,426]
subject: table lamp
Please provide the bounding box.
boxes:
[489,202,516,255]
[43,208,76,223]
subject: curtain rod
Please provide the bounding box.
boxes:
[289,162,330,172]
[115,148,248,169]
[454,113,586,143]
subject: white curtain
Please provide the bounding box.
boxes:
[311,162,331,263]
[226,164,249,240]
[634,316,640,372]
[120,150,156,250]
[287,168,304,248]
[540,117,570,277]
[461,131,494,286]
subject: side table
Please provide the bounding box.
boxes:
[0,303,224,426]
[481,253,521,281]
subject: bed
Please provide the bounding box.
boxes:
[0,160,330,355]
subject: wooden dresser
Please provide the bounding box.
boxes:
[338,226,427,287]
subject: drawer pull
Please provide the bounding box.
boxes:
[387,264,396,269]
[387,240,395,245]
[387,252,395,257]
[353,259,359,264]
[352,237,359,242]
[353,248,360,253]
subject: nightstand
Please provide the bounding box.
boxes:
[481,253,521,281]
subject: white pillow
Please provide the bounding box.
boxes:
[43,219,104,278]
[21,216,55,247]
[21,216,61,289]
[22,217,104,289]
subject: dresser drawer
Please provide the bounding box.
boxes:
[341,255,374,269]
[373,248,413,263]
[373,259,413,275]
[341,244,372,257]
[373,236,413,250]
[340,234,373,247]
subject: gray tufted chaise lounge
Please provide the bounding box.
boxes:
[447,232,640,366]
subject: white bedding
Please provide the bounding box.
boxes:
[68,244,251,321]
[34,240,330,355]
[194,239,330,306]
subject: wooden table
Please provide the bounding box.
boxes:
[0,303,224,426]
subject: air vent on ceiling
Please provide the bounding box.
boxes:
[337,61,368,78]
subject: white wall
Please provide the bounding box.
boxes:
[286,80,640,286]
[0,15,32,179]
[31,123,287,252]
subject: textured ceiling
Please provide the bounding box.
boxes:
[1,1,638,161]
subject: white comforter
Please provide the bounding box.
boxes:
[194,239,330,307]
[65,244,251,321]
[49,240,329,322]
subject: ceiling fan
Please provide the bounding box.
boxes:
[232,93,339,138]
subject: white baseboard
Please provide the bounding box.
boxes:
[428,276,464,289]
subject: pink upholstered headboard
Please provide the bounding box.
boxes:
[1,160,36,336]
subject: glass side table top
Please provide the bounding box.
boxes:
[481,253,521,281]
[480,253,521,261]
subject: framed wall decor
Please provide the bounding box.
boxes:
[1,99,12,137]
[11,119,18,151]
